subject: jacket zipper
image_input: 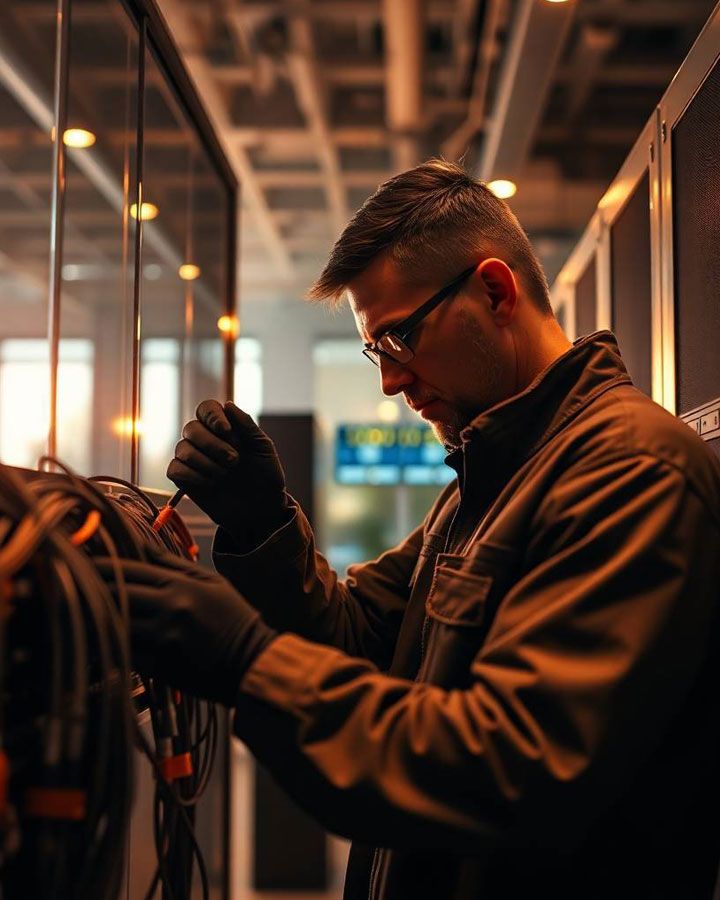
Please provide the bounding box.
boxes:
[419,487,464,670]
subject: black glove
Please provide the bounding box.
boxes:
[95,548,277,706]
[168,400,290,545]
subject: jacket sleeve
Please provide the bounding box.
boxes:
[212,496,430,670]
[231,453,720,852]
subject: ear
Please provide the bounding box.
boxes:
[476,258,517,323]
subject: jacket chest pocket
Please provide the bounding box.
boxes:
[418,543,519,688]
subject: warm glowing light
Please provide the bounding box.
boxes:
[129,202,159,221]
[544,0,570,3]
[63,128,96,148]
[487,179,517,199]
[217,315,240,338]
[377,400,400,423]
[178,263,201,281]
[112,416,143,437]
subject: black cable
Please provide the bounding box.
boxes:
[0,458,216,900]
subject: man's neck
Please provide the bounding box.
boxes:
[515,318,573,395]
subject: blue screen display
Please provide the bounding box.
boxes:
[335,424,455,486]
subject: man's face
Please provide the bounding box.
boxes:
[347,254,518,449]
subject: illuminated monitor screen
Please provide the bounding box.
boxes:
[335,424,455,486]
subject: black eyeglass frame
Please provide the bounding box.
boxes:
[362,264,478,366]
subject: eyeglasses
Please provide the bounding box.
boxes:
[362,264,477,367]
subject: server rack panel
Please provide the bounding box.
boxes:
[610,173,653,398]
[660,2,720,454]
[550,213,601,342]
[575,256,598,339]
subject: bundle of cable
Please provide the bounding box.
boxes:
[0,459,215,900]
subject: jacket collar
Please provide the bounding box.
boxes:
[444,330,633,484]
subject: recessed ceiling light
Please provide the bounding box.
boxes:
[62,128,96,148]
[178,263,201,281]
[487,179,517,199]
[217,315,240,337]
[129,202,159,221]
[111,416,142,437]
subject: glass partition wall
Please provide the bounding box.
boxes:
[0,0,237,490]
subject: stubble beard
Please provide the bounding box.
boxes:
[429,314,505,451]
[430,411,465,451]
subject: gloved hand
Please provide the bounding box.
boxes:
[95,548,277,706]
[168,400,289,545]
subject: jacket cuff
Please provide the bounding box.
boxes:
[238,633,352,711]
[212,498,307,564]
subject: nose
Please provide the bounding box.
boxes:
[378,355,415,397]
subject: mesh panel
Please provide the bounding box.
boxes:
[575,256,597,338]
[672,55,720,415]
[610,171,652,397]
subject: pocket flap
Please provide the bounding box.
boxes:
[426,563,493,626]
[425,542,519,627]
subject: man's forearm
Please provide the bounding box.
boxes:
[212,500,419,668]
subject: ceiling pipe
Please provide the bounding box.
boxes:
[442,0,504,162]
[476,0,575,183]
[383,0,423,172]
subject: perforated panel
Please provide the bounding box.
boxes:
[610,171,652,397]
[575,256,597,338]
[672,52,720,419]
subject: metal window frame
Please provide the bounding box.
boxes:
[593,112,664,405]
[549,212,601,342]
[658,4,720,418]
[45,0,239,486]
[553,1,720,417]
[47,0,71,458]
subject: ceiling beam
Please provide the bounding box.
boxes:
[563,24,619,123]
[537,124,641,145]
[229,125,387,146]
[555,61,678,87]
[19,0,714,27]
[255,169,389,187]
[224,1,465,26]
[154,0,293,278]
[477,0,575,182]
[286,9,349,233]
[576,1,713,27]
[443,0,504,161]
[383,0,423,171]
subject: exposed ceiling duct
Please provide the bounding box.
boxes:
[383,0,423,171]
[477,0,575,183]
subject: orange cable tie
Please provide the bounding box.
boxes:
[159,752,193,782]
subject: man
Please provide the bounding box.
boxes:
[102,160,720,899]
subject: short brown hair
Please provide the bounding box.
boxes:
[308,158,553,316]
